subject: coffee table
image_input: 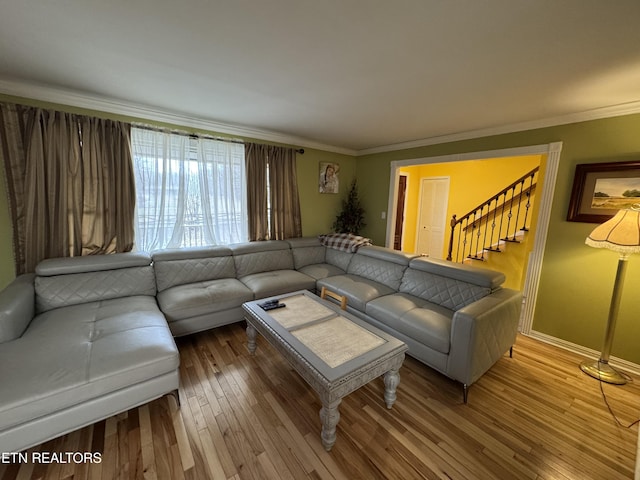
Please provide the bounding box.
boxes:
[242,290,407,451]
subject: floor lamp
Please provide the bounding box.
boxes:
[581,206,640,385]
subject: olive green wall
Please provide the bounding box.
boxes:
[357,114,640,365]
[296,149,356,237]
[0,94,356,289]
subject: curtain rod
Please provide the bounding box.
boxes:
[132,123,304,154]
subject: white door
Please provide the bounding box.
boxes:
[416,177,450,258]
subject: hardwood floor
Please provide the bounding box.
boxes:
[2,323,639,480]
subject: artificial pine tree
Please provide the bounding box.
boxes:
[333,180,366,235]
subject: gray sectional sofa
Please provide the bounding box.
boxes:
[0,237,522,453]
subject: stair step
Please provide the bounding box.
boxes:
[501,237,522,243]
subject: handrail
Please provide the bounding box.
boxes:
[452,166,539,229]
[447,166,539,262]
[462,184,536,232]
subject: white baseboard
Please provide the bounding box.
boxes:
[526,330,640,377]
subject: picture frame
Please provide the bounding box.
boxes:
[319,162,340,194]
[567,160,640,223]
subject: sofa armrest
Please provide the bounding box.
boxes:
[446,288,522,386]
[0,274,36,343]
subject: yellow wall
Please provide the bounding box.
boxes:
[397,155,540,291]
[398,155,541,257]
[0,94,356,289]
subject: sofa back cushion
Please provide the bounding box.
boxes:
[347,246,414,291]
[152,246,235,292]
[35,253,157,313]
[400,257,503,310]
[287,237,326,269]
[325,248,354,271]
[231,241,294,278]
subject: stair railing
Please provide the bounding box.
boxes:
[446,166,539,262]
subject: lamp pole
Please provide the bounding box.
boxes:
[580,253,628,385]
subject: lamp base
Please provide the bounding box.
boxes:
[580,360,627,385]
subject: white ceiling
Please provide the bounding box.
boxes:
[2,0,640,154]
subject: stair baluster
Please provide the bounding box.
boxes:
[447,166,539,264]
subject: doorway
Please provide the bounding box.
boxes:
[393,174,407,250]
[384,143,563,334]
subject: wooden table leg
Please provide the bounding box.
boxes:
[319,399,342,451]
[246,323,257,355]
[383,368,400,409]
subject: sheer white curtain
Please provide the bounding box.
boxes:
[131,127,247,251]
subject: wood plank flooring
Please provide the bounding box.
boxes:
[1,323,639,480]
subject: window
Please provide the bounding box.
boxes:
[131,127,248,251]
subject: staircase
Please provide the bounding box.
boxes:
[446,167,539,266]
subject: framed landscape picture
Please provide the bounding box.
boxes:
[567,160,640,223]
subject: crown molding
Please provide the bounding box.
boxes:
[4,77,640,159]
[357,101,640,156]
[0,77,357,156]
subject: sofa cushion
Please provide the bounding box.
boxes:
[317,274,395,312]
[0,296,178,432]
[152,247,236,292]
[346,246,413,291]
[157,278,254,321]
[231,241,294,277]
[408,257,505,289]
[287,237,327,269]
[35,252,152,276]
[325,248,353,271]
[400,266,491,311]
[239,270,315,299]
[35,253,157,313]
[366,293,453,354]
[297,263,345,281]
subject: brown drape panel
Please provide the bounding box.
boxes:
[268,146,302,240]
[244,143,302,241]
[0,103,28,275]
[245,143,269,241]
[0,103,135,274]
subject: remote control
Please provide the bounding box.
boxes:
[261,302,286,311]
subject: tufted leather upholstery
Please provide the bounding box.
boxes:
[287,237,327,269]
[0,252,179,453]
[35,266,157,313]
[153,247,236,292]
[346,245,413,290]
[231,241,294,277]
[400,268,490,311]
[325,248,354,271]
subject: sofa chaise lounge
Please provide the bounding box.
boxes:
[0,253,180,454]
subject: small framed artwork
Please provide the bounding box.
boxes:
[567,160,640,223]
[319,162,340,194]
